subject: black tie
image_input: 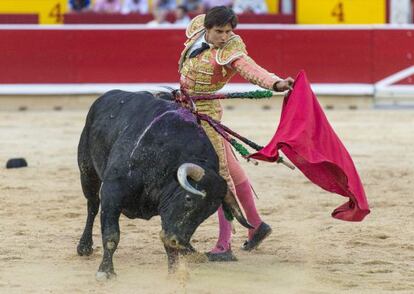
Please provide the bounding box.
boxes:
[189,42,210,58]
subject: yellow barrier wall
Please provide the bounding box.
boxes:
[0,0,67,24]
[297,0,387,24]
[266,0,280,14]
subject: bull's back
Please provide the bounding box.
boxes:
[79,90,178,175]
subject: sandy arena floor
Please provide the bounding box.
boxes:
[0,95,413,293]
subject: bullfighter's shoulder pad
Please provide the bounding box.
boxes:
[186,14,205,38]
[216,35,247,65]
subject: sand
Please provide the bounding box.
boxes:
[0,95,413,294]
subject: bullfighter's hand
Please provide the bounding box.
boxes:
[273,77,294,92]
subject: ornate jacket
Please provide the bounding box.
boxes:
[178,14,282,189]
[179,14,281,97]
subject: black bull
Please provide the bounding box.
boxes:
[76,90,252,279]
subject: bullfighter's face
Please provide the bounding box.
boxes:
[206,23,233,49]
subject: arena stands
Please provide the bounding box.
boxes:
[63,11,294,24]
[2,1,413,25]
[69,0,91,12]
[0,0,295,24]
[64,0,294,24]
[93,0,122,13]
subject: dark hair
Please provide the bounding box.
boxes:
[204,6,238,29]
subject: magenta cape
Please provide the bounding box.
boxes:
[249,70,370,221]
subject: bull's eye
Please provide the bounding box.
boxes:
[185,195,192,203]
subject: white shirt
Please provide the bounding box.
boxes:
[187,33,211,58]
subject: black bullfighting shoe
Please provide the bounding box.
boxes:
[205,250,238,262]
[241,222,272,251]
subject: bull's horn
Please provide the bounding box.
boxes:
[177,163,206,197]
[223,189,254,229]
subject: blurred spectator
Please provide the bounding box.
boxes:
[281,0,293,14]
[147,8,170,26]
[390,0,412,24]
[69,0,91,12]
[182,0,204,14]
[93,0,122,13]
[201,0,233,11]
[174,5,191,25]
[152,0,176,11]
[148,0,175,27]
[121,0,149,14]
[233,0,268,14]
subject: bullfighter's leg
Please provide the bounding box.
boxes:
[77,160,101,256]
[224,141,272,251]
[96,181,123,280]
[209,141,271,258]
[201,121,238,260]
[225,141,262,236]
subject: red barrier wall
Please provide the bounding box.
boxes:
[0,26,413,84]
[64,13,153,24]
[0,14,38,24]
[373,30,414,82]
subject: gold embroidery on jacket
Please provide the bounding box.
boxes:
[185,14,205,38]
[198,70,214,75]
[216,35,247,65]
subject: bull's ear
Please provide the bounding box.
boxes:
[223,190,254,229]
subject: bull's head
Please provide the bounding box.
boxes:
[177,163,253,230]
[159,163,252,270]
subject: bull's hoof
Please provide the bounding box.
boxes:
[96,270,117,281]
[77,243,93,256]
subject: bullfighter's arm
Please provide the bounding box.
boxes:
[217,35,293,91]
[231,55,282,91]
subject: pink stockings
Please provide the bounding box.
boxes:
[210,142,263,253]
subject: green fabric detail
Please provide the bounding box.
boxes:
[227,90,273,99]
[230,139,250,157]
[222,205,234,221]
